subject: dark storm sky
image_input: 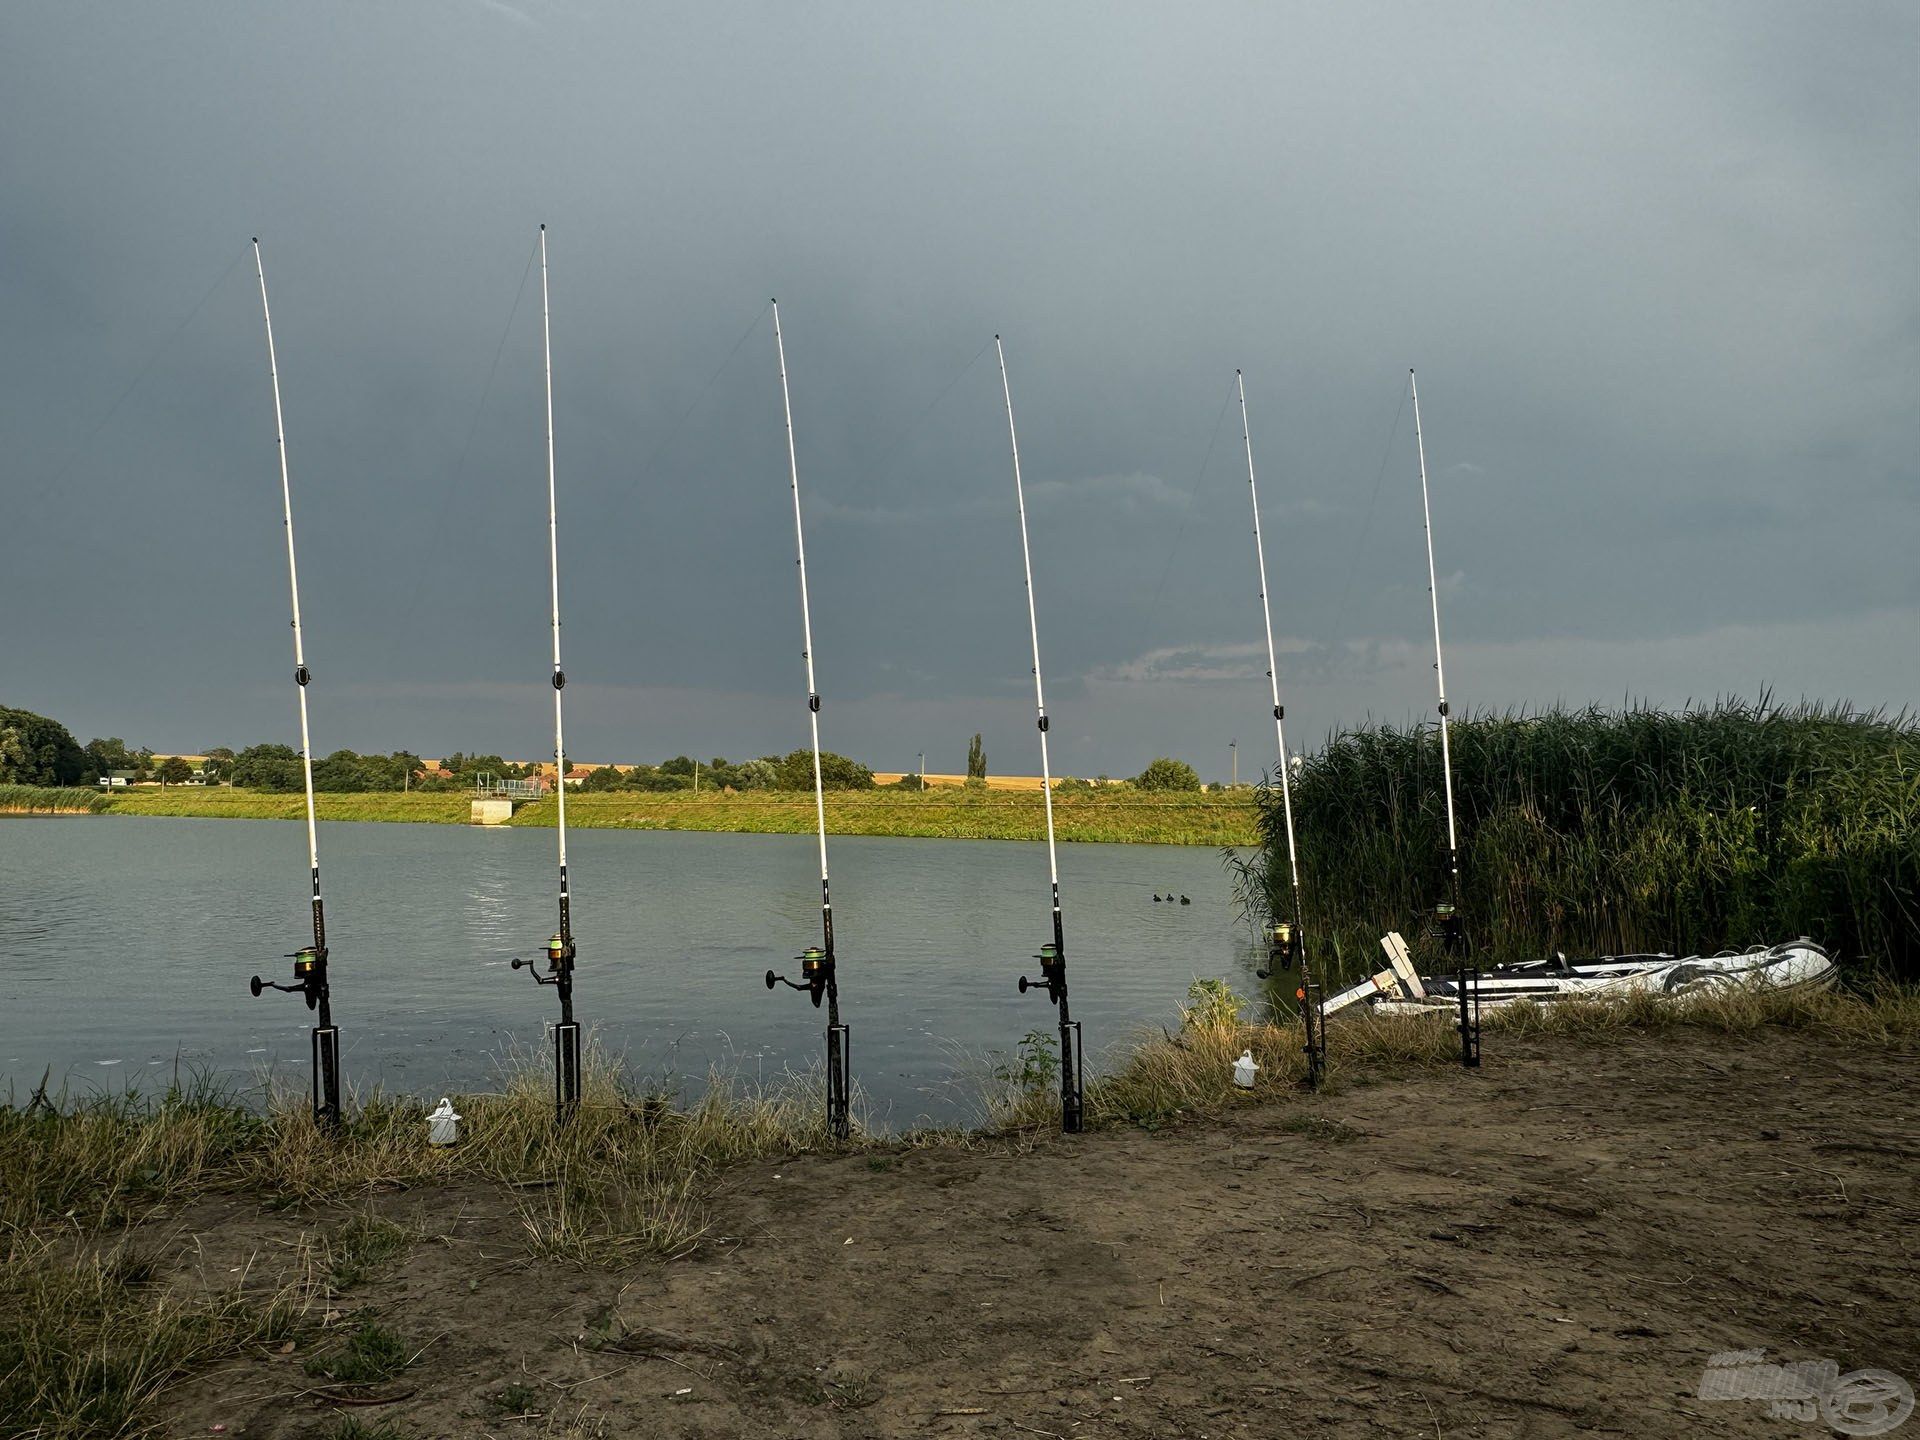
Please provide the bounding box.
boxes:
[3,1,1915,779]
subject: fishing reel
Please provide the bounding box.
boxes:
[512,931,575,988]
[1256,921,1298,980]
[766,945,831,1007]
[1018,942,1067,1005]
[1426,901,1463,958]
[250,946,327,1010]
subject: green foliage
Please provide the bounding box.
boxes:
[155,756,193,786]
[1252,699,1920,981]
[304,1321,412,1384]
[966,733,986,781]
[993,1030,1060,1093]
[0,706,86,787]
[1182,977,1243,1029]
[82,736,143,785]
[734,757,777,790]
[230,743,302,791]
[1134,756,1201,792]
[327,1213,413,1290]
[772,748,875,791]
[488,1382,541,1416]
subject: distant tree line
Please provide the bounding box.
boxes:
[2,703,1206,795]
[577,751,875,793]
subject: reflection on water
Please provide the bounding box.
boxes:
[0,816,1261,1128]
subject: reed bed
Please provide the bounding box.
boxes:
[1243,698,1920,983]
[0,783,113,814]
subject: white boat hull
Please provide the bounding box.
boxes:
[1355,938,1837,1017]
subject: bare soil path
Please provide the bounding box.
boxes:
[161,1028,1919,1438]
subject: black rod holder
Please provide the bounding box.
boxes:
[1257,919,1325,1090]
[1301,978,1327,1088]
[765,900,851,1140]
[511,918,580,1124]
[1017,901,1084,1133]
[1456,966,1482,1068]
[554,1020,582,1121]
[826,1021,850,1140]
[249,895,342,1131]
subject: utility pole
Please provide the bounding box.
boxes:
[918,751,925,791]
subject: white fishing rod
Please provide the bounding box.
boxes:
[1237,371,1324,1085]
[1409,368,1479,1066]
[995,335,1083,1134]
[761,299,850,1141]
[509,225,582,1120]
[244,238,342,1130]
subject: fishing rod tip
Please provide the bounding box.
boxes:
[251,236,259,245]
[539,222,546,231]
[994,333,1001,341]
[1236,367,1243,376]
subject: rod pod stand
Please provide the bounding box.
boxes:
[766,941,851,1140]
[1018,937,1085,1133]
[249,918,342,1131]
[512,925,582,1123]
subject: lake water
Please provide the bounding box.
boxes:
[0,816,1260,1128]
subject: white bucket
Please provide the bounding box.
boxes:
[427,1097,461,1146]
[1233,1050,1259,1089]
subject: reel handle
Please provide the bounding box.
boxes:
[512,956,559,987]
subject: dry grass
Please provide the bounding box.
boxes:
[0,1227,319,1439]
[986,978,1920,1132]
[6,986,1915,1438]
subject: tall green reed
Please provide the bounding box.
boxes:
[1243,698,1919,983]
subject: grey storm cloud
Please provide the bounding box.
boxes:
[2,1,1914,780]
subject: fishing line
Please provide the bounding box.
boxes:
[390,236,540,633]
[1319,374,1410,646]
[1140,374,1239,645]
[599,299,772,518]
[855,334,996,492]
[25,245,249,515]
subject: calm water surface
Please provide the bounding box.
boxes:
[0,816,1260,1127]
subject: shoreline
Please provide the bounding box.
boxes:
[87,786,1261,846]
[9,990,1915,1440]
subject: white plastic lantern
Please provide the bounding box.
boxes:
[428,1097,461,1146]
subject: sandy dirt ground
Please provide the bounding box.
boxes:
[158,1028,1919,1438]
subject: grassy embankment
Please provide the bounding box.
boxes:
[1247,698,1920,982]
[5,981,1917,1439]
[104,785,1259,845]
